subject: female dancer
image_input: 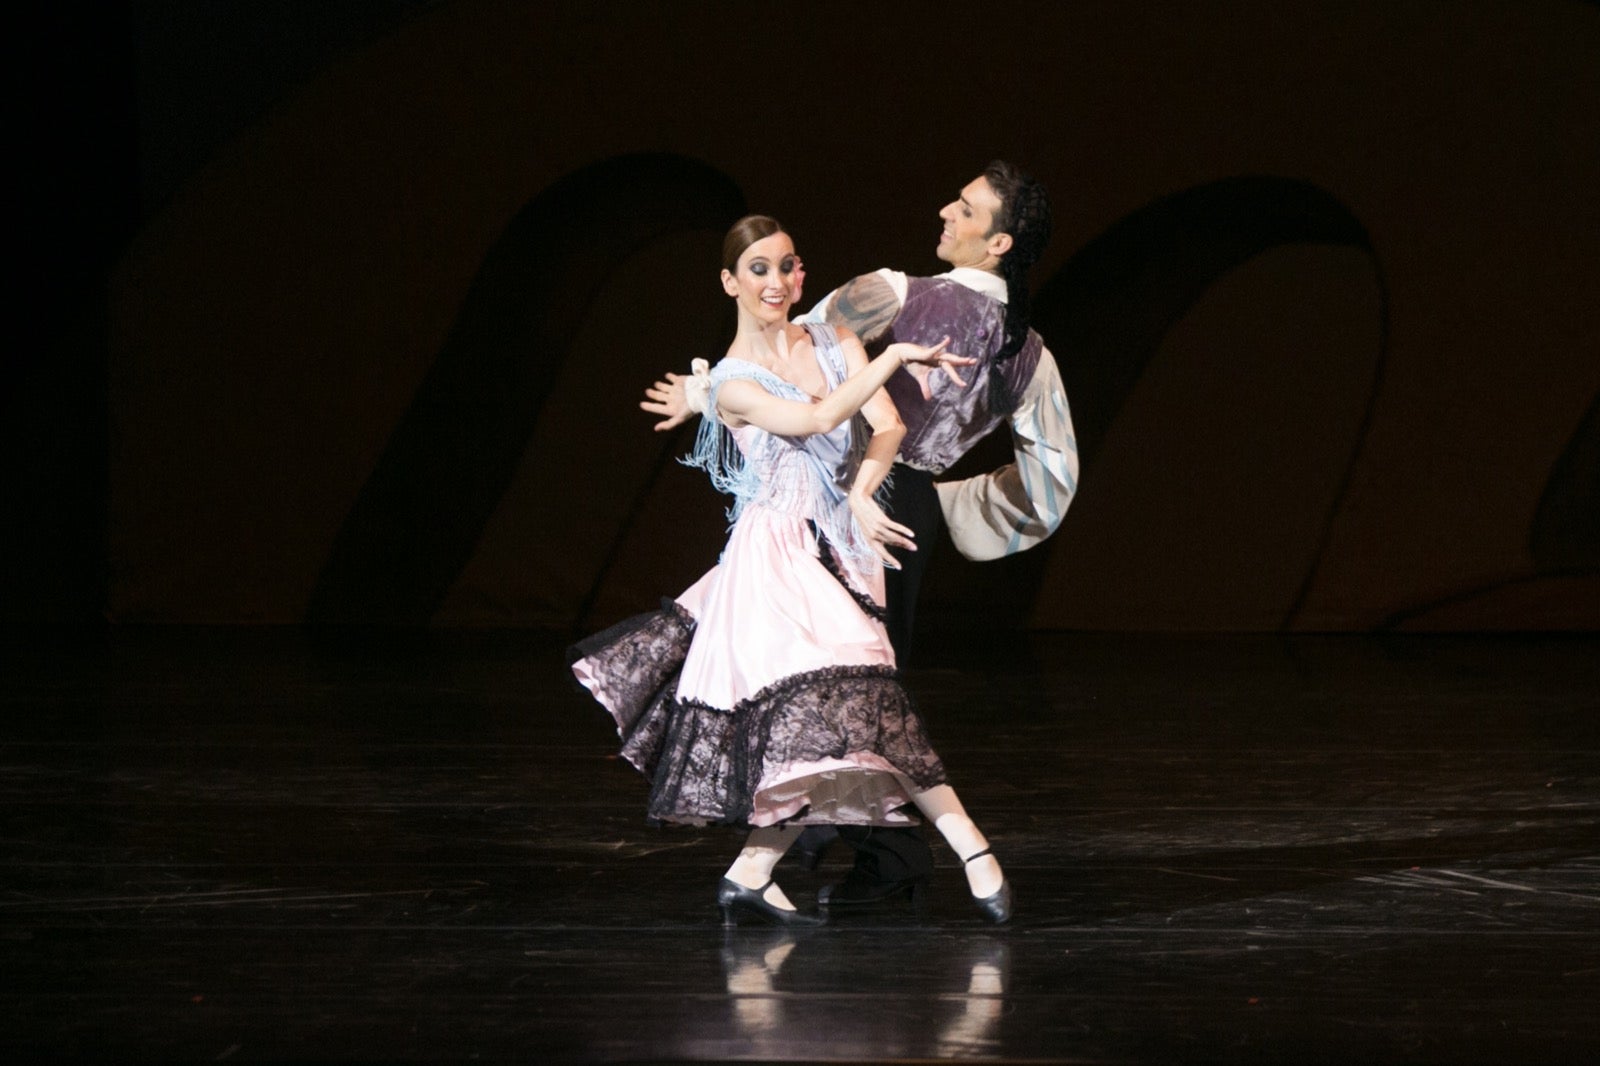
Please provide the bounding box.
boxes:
[571,215,1010,926]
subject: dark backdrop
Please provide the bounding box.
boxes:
[7,0,1599,633]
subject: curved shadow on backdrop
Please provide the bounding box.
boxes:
[1382,386,1600,629]
[977,175,1388,630]
[307,153,745,626]
[1531,389,1600,573]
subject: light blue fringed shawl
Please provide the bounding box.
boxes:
[683,323,887,561]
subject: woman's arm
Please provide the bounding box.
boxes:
[646,270,904,432]
[841,332,917,566]
[717,332,967,437]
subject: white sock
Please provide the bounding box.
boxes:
[912,785,1004,898]
[724,826,803,910]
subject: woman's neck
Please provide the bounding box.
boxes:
[729,315,797,367]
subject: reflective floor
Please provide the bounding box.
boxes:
[3,628,1597,1063]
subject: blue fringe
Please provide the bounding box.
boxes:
[679,340,890,564]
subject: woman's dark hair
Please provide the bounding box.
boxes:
[981,160,1052,365]
[722,214,785,272]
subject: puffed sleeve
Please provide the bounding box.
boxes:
[934,348,1079,559]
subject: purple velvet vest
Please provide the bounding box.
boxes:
[875,276,1043,473]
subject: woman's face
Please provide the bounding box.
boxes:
[722,231,799,324]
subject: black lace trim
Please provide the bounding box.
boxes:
[810,523,889,624]
[569,601,697,779]
[642,663,946,827]
[675,662,902,719]
[568,598,693,666]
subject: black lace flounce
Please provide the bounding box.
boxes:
[646,664,946,826]
[569,600,696,776]
[573,605,945,827]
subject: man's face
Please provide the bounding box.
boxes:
[936,176,1007,269]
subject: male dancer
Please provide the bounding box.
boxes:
[643,160,1079,907]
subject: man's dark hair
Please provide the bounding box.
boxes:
[982,160,1052,365]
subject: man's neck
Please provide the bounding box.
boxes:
[941,265,1009,303]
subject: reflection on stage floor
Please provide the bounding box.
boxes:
[3,628,1597,1063]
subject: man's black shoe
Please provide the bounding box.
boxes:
[817,875,929,907]
[794,826,840,871]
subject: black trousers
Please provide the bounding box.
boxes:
[881,464,944,663]
[833,465,945,883]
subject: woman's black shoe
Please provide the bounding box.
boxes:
[817,874,929,907]
[718,877,826,927]
[961,848,1012,925]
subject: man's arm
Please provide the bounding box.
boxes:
[797,269,906,343]
[935,348,1079,560]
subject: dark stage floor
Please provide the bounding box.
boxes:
[2,627,1597,1063]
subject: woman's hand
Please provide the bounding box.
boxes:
[641,372,693,430]
[849,494,916,570]
[884,336,978,398]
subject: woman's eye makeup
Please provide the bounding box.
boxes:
[750,263,767,276]
[779,258,796,274]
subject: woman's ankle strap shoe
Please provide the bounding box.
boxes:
[718,877,826,927]
[971,879,1012,924]
[960,849,1012,925]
